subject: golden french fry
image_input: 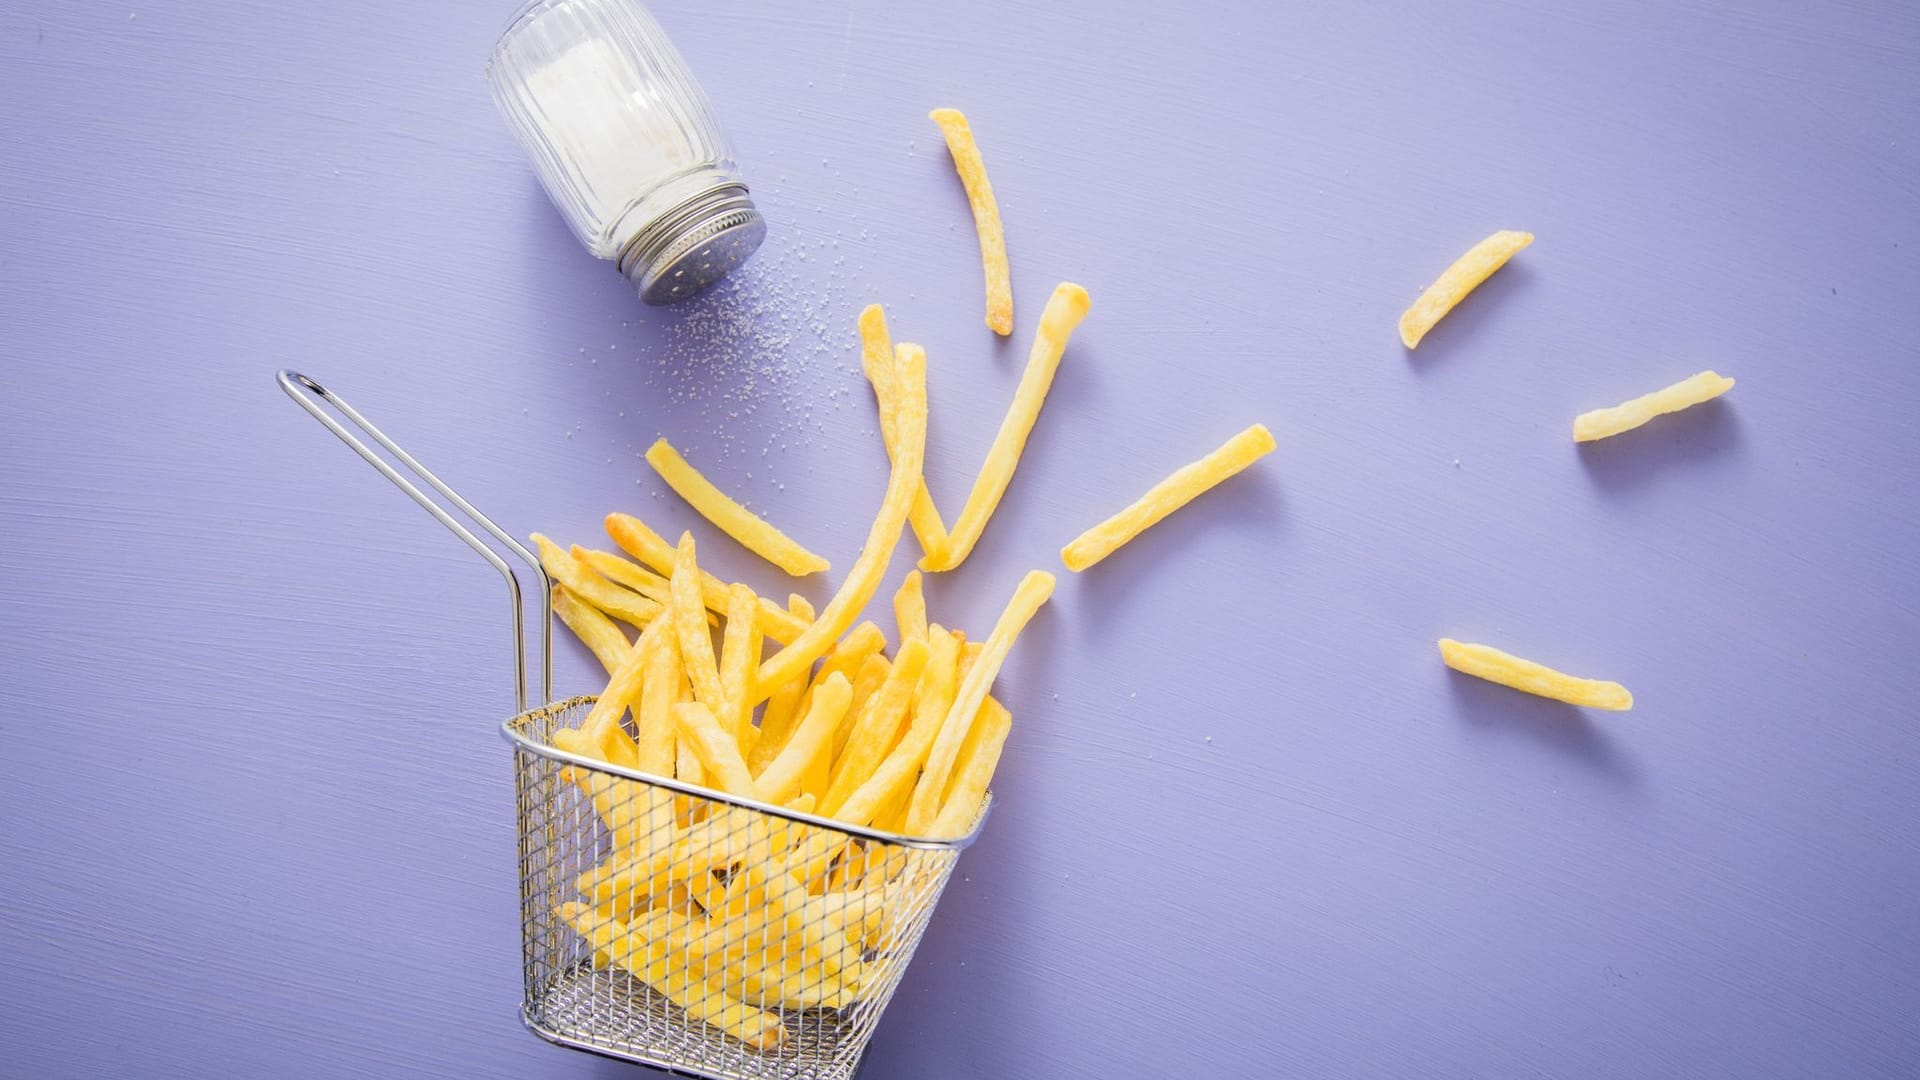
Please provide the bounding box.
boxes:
[674,702,757,796]
[756,344,925,694]
[605,512,809,641]
[1398,230,1533,348]
[571,545,674,609]
[646,438,829,576]
[834,628,958,827]
[670,532,728,712]
[837,653,892,761]
[905,571,1054,832]
[930,697,1011,838]
[922,283,1091,572]
[747,595,817,775]
[754,673,852,805]
[552,585,630,675]
[568,616,668,769]
[858,306,949,556]
[929,108,1012,336]
[822,638,930,815]
[1573,370,1735,443]
[1061,423,1277,572]
[532,533,663,628]
[634,617,680,776]
[1438,638,1632,710]
[717,583,760,744]
[556,903,785,1050]
[893,570,928,646]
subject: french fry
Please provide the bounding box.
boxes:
[646,438,829,577]
[634,619,680,776]
[605,512,810,641]
[1573,370,1735,443]
[821,638,930,816]
[556,903,785,1050]
[837,653,893,761]
[893,570,928,646]
[858,307,949,556]
[930,697,1011,838]
[568,616,669,769]
[1060,423,1276,572]
[757,344,927,694]
[532,533,663,628]
[921,283,1091,572]
[747,595,817,775]
[929,108,1012,336]
[1398,230,1533,349]
[754,673,852,805]
[834,628,959,827]
[571,545,674,609]
[906,571,1054,832]
[674,702,757,796]
[669,533,728,712]
[552,585,630,674]
[717,583,760,744]
[1438,638,1632,711]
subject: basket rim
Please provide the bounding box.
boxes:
[500,695,990,851]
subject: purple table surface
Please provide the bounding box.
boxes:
[4,1,1917,1077]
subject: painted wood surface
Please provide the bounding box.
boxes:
[2,1,1916,1076]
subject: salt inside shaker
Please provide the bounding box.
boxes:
[486,0,765,304]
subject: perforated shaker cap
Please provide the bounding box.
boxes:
[617,183,766,306]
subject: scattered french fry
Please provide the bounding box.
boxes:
[754,673,852,805]
[572,545,675,609]
[1573,370,1735,442]
[922,282,1091,572]
[859,306,950,557]
[930,108,1013,336]
[930,698,1011,838]
[605,512,810,641]
[1060,424,1276,572]
[718,583,760,744]
[552,585,630,674]
[905,571,1053,832]
[1398,229,1533,348]
[1438,638,1632,711]
[646,438,829,577]
[670,533,728,712]
[757,346,927,694]
[892,570,928,645]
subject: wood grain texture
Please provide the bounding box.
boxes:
[3,1,1918,1077]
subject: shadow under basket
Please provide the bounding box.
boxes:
[505,698,987,1080]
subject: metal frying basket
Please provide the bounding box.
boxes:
[281,371,985,1080]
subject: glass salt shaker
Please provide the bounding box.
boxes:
[486,0,765,304]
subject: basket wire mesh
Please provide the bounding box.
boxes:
[281,372,983,1080]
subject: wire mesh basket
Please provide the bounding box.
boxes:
[282,371,984,1079]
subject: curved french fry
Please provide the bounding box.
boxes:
[1061,424,1276,572]
[929,108,1013,336]
[1398,230,1532,348]
[1573,370,1734,442]
[646,438,829,576]
[1438,638,1632,710]
[605,512,810,641]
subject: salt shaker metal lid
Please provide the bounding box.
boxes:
[486,0,765,305]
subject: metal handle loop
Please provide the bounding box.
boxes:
[277,370,553,711]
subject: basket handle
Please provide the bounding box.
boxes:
[277,370,553,712]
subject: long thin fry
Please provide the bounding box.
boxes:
[930,108,1012,336]
[646,438,829,576]
[858,307,949,555]
[1438,638,1633,711]
[833,628,958,827]
[570,616,667,767]
[1398,230,1533,348]
[906,571,1054,832]
[748,595,816,775]
[552,586,630,674]
[757,346,927,694]
[821,638,930,815]
[754,673,852,805]
[1061,423,1277,572]
[1573,370,1735,442]
[532,533,663,627]
[635,617,679,776]
[892,570,927,645]
[837,653,892,762]
[673,702,757,796]
[717,583,759,743]
[930,697,1011,838]
[922,283,1091,572]
[572,546,674,608]
[670,532,727,712]
[605,512,809,641]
